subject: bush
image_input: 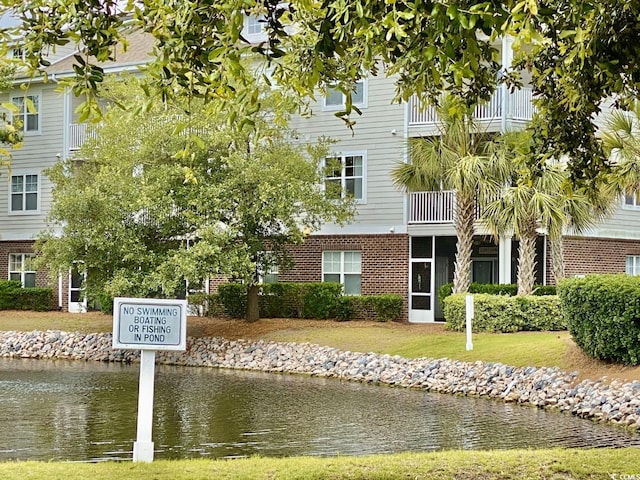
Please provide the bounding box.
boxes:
[10,288,57,311]
[92,291,114,314]
[0,280,23,309]
[443,293,564,332]
[216,282,403,321]
[187,292,223,317]
[217,283,248,318]
[558,274,640,365]
[439,282,557,306]
[301,283,344,319]
[369,294,404,321]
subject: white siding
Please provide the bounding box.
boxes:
[290,75,407,234]
[0,84,65,240]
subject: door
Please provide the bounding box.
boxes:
[409,236,435,323]
[434,256,449,321]
[68,265,87,313]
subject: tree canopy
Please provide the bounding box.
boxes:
[35,84,354,319]
[3,1,640,186]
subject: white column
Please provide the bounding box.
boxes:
[499,235,512,284]
[500,36,514,132]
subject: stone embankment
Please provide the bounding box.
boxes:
[1,329,639,431]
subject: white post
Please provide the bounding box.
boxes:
[465,294,474,351]
[133,349,156,462]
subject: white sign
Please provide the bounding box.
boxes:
[112,297,187,351]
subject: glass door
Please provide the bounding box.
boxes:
[68,264,86,313]
[409,236,434,323]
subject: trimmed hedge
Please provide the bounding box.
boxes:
[443,293,564,332]
[0,280,23,309]
[0,281,56,311]
[439,282,557,306]
[215,282,404,321]
[558,274,640,365]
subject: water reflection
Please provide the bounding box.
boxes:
[0,358,638,462]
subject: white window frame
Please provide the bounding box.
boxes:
[322,79,368,111]
[9,171,40,215]
[322,250,362,295]
[623,191,640,210]
[9,253,36,287]
[324,151,366,203]
[626,256,640,276]
[243,14,268,43]
[11,92,41,135]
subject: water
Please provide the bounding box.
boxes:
[0,358,638,462]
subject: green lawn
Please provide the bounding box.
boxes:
[261,327,569,369]
[1,449,639,480]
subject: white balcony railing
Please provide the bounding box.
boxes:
[408,87,534,126]
[69,123,97,151]
[409,190,456,224]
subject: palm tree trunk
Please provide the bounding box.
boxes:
[549,236,565,284]
[517,222,538,295]
[453,195,475,294]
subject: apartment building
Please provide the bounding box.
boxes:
[2,29,640,320]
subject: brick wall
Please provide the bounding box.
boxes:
[280,233,409,294]
[0,241,63,310]
[548,236,640,283]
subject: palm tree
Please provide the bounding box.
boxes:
[482,130,618,293]
[481,152,567,295]
[546,178,617,283]
[391,96,511,294]
[600,101,640,199]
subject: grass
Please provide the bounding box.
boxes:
[0,449,639,479]
[1,311,639,478]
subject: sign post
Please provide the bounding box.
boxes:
[112,297,187,463]
[465,294,474,351]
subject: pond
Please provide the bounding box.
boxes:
[0,358,639,462]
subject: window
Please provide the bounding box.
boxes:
[324,153,365,201]
[323,80,367,110]
[245,14,265,35]
[323,251,362,295]
[9,253,36,287]
[11,47,24,60]
[624,190,640,209]
[626,256,640,276]
[257,251,279,284]
[10,173,38,213]
[12,94,39,133]
[243,14,268,42]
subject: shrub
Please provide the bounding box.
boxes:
[92,291,114,314]
[11,288,57,311]
[217,283,248,319]
[439,282,557,306]
[0,280,23,309]
[301,283,344,319]
[443,293,564,332]
[558,274,640,365]
[187,293,223,317]
[369,294,404,321]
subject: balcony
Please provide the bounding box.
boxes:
[409,191,456,224]
[69,123,97,151]
[408,87,534,127]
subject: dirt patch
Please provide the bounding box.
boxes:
[186,317,451,339]
[561,336,640,383]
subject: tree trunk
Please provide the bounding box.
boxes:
[517,225,538,295]
[549,236,565,284]
[452,196,475,294]
[245,285,260,322]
